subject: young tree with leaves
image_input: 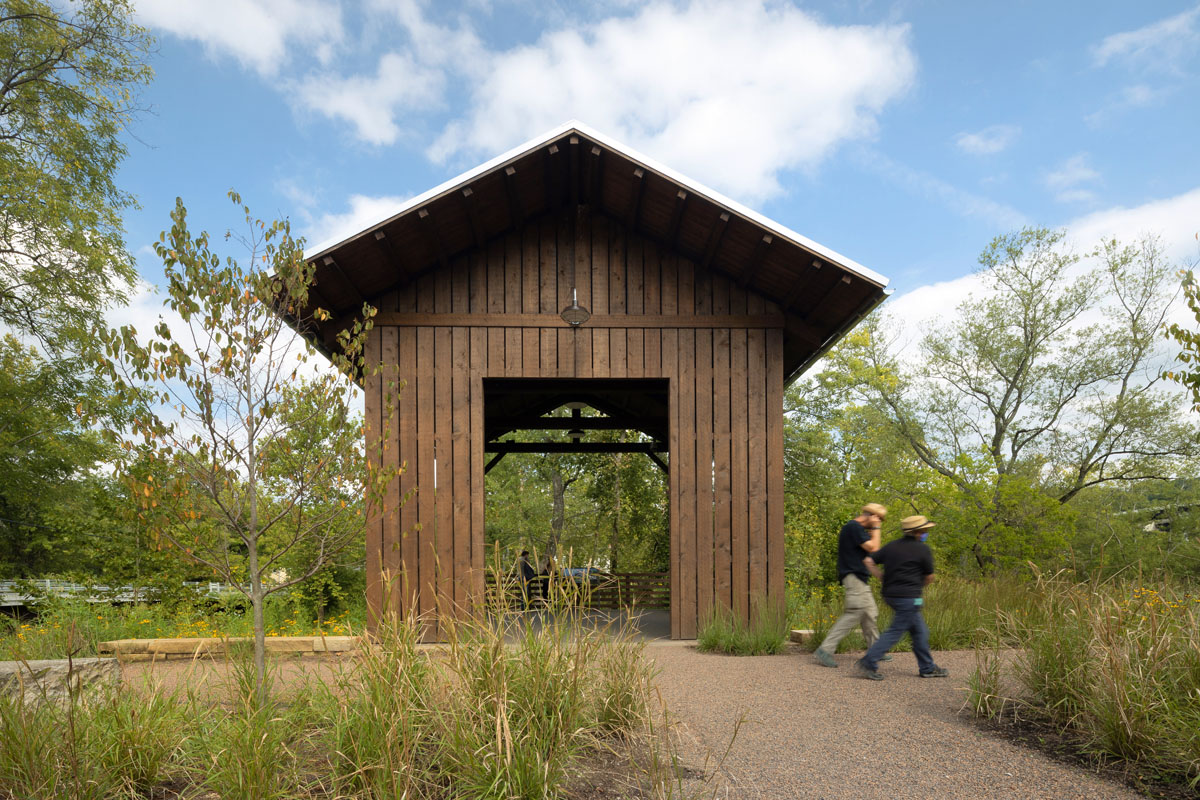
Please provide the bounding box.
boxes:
[98,193,394,698]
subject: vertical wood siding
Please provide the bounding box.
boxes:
[363,207,785,638]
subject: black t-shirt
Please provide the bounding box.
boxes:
[836,519,872,583]
[871,536,934,598]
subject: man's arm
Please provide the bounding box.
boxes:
[864,556,882,580]
[861,526,882,553]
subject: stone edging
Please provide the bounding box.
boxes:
[98,636,360,662]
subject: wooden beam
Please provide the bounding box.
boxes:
[544,143,562,212]
[568,135,579,208]
[701,212,730,271]
[784,315,824,348]
[782,259,822,311]
[460,187,486,250]
[627,168,645,232]
[373,311,787,329]
[666,190,688,248]
[483,452,506,475]
[485,441,666,454]
[373,230,411,288]
[503,165,524,229]
[322,255,365,308]
[738,234,773,289]
[488,417,649,432]
[417,208,448,271]
[647,451,669,475]
[585,145,602,205]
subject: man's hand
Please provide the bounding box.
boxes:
[864,556,883,580]
[861,526,882,553]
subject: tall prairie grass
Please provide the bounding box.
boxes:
[0,589,686,799]
[968,574,1200,790]
[696,599,788,656]
[787,575,1038,652]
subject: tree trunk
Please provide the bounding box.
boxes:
[246,541,267,706]
[610,453,622,572]
[549,469,564,559]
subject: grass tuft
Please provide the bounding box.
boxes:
[696,599,788,656]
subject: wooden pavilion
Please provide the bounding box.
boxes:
[292,122,890,639]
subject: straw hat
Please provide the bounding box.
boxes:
[900,515,935,533]
[861,502,887,520]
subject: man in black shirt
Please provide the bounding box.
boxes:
[812,502,887,667]
[855,515,949,680]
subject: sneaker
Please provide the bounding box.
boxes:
[854,659,885,681]
[813,648,838,668]
[919,667,949,678]
[879,653,893,662]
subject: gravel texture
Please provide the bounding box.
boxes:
[119,643,1147,799]
[647,643,1144,800]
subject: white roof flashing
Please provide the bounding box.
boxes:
[305,120,888,289]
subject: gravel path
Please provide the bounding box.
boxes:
[647,643,1143,800]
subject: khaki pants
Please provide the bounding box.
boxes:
[816,575,878,654]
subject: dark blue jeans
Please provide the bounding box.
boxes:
[861,597,937,673]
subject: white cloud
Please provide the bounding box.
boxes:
[1092,5,1200,73]
[305,194,414,255]
[1067,186,1200,266]
[856,148,1029,230]
[136,0,345,77]
[1045,153,1100,204]
[425,0,916,202]
[954,124,1020,155]
[1084,83,1171,126]
[294,53,446,146]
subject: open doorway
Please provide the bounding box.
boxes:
[481,378,670,637]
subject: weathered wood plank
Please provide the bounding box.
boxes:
[694,328,714,623]
[713,327,732,615]
[766,327,785,614]
[381,327,401,617]
[677,327,697,638]
[730,327,749,622]
[364,328,383,630]
[540,215,557,377]
[397,325,419,617]
[435,327,454,628]
[504,229,521,376]
[591,215,610,377]
[415,325,435,638]
[747,329,767,612]
[451,326,470,616]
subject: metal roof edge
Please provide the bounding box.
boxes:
[305,119,889,289]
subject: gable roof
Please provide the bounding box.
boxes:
[298,121,890,384]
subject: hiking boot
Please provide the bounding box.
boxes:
[813,648,838,668]
[854,659,884,681]
[919,667,949,678]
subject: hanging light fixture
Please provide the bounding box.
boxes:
[567,402,585,442]
[560,288,591,326]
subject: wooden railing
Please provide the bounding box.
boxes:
[484,571,669,610]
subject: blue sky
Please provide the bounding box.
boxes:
[117,0,1200,325]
